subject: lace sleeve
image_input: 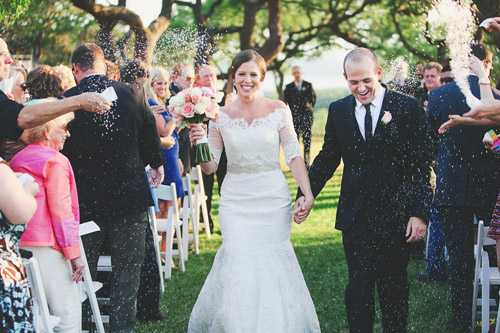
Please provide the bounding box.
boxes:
[279,107,302,165]
[208,120,223,165]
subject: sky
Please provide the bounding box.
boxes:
[101,0,351,92]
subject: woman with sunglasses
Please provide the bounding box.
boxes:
[10,103,84,333]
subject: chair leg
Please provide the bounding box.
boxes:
[174,217,186,272]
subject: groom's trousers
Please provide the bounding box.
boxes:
[342,213,410,333]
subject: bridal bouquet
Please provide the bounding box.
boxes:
[168,86,224,163]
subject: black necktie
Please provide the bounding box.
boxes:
[363,104,372,142]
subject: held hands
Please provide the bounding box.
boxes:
[293,195,314,224]
[78,92,111,114]
[71,257,85,283]
[189,123,207,145]
[406,217,426,243]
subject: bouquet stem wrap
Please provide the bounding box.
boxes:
[194,123,212,164]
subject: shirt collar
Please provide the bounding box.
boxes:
[354,85,386,109]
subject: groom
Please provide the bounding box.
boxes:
[297,48,433,332]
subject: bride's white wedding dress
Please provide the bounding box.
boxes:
[188,107,320,333]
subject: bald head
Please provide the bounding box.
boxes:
[197,64,217,88]
[343,48,379,78]
[0,38,13,82]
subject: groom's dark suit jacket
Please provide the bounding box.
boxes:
[60,74,165,222]
[300,87,434,235]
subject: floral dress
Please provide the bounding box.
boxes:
[0,158,34,332]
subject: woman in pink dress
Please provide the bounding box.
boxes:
[10,108,84,333]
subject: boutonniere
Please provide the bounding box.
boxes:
[302,86,306,91]
[381,111,392,125]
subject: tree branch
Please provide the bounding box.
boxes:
[392,10,435,61]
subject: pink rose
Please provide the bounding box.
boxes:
[205,102,219,120]
[184,93,192,103]
[192,94,201,104]
[182,102,196,118]
[381,111,392,125]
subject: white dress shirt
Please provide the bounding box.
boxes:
[354,86,386,140]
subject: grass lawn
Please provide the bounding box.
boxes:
[136,137,451,333]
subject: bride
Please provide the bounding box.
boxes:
[188,50,320,332]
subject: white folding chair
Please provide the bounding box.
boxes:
[180,174,199,260]
[190,165,211,238]
[148,205,165,294]
[23,257,60,333]
[472,220,500,332]
[153,183,186,279]
[78,221,105,332]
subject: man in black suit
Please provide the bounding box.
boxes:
[61,43,165,332]
[170,62,196,175]
[284,66,316,165]
[296,48,433,332]
[427,44,500,332]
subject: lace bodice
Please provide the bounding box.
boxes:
[208,107,302,174]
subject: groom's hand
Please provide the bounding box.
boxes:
[293,196,314,224]
[405,217,426,243]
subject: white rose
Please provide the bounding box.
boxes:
[195,101,207,114]
[213,91,224,104]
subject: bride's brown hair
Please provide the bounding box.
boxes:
[230,50,266,80]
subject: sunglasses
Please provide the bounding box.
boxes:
[16,83,27,91]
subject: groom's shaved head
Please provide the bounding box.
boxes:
[343,48,379,75]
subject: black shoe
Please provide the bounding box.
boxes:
[446,319,471,332]
[137,312,167,322]
[416,273,446,281]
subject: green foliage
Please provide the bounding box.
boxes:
[0,0,30,29]
[3,0,97,65]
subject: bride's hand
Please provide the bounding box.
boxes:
[188,123,207,145]
[293,195,314,224]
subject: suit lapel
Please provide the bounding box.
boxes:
[372,90,391,141]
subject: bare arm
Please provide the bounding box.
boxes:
[0,164,38,224]
[17,92,111,129]
[289,156,314,223]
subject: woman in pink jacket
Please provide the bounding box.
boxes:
[10,109,83,333]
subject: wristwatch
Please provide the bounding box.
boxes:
[478,77,490,85]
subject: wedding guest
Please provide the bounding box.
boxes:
[9,67,27,104]
[0,158,38,331]
[0,38,111,149]
[120,59,148,86]
[170,63,195,174]
[53,65,77,91]
[284,66,316,166]
[440,65,454,84]
[120,61,167,322]
[26,65,64,100]
[105,59,120,81]
[427,43,500,332]
[145,66,184,207]
[60,43,164,332]
[10,109,83,333]
[297,47,433,332]
[2,67,28,161]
